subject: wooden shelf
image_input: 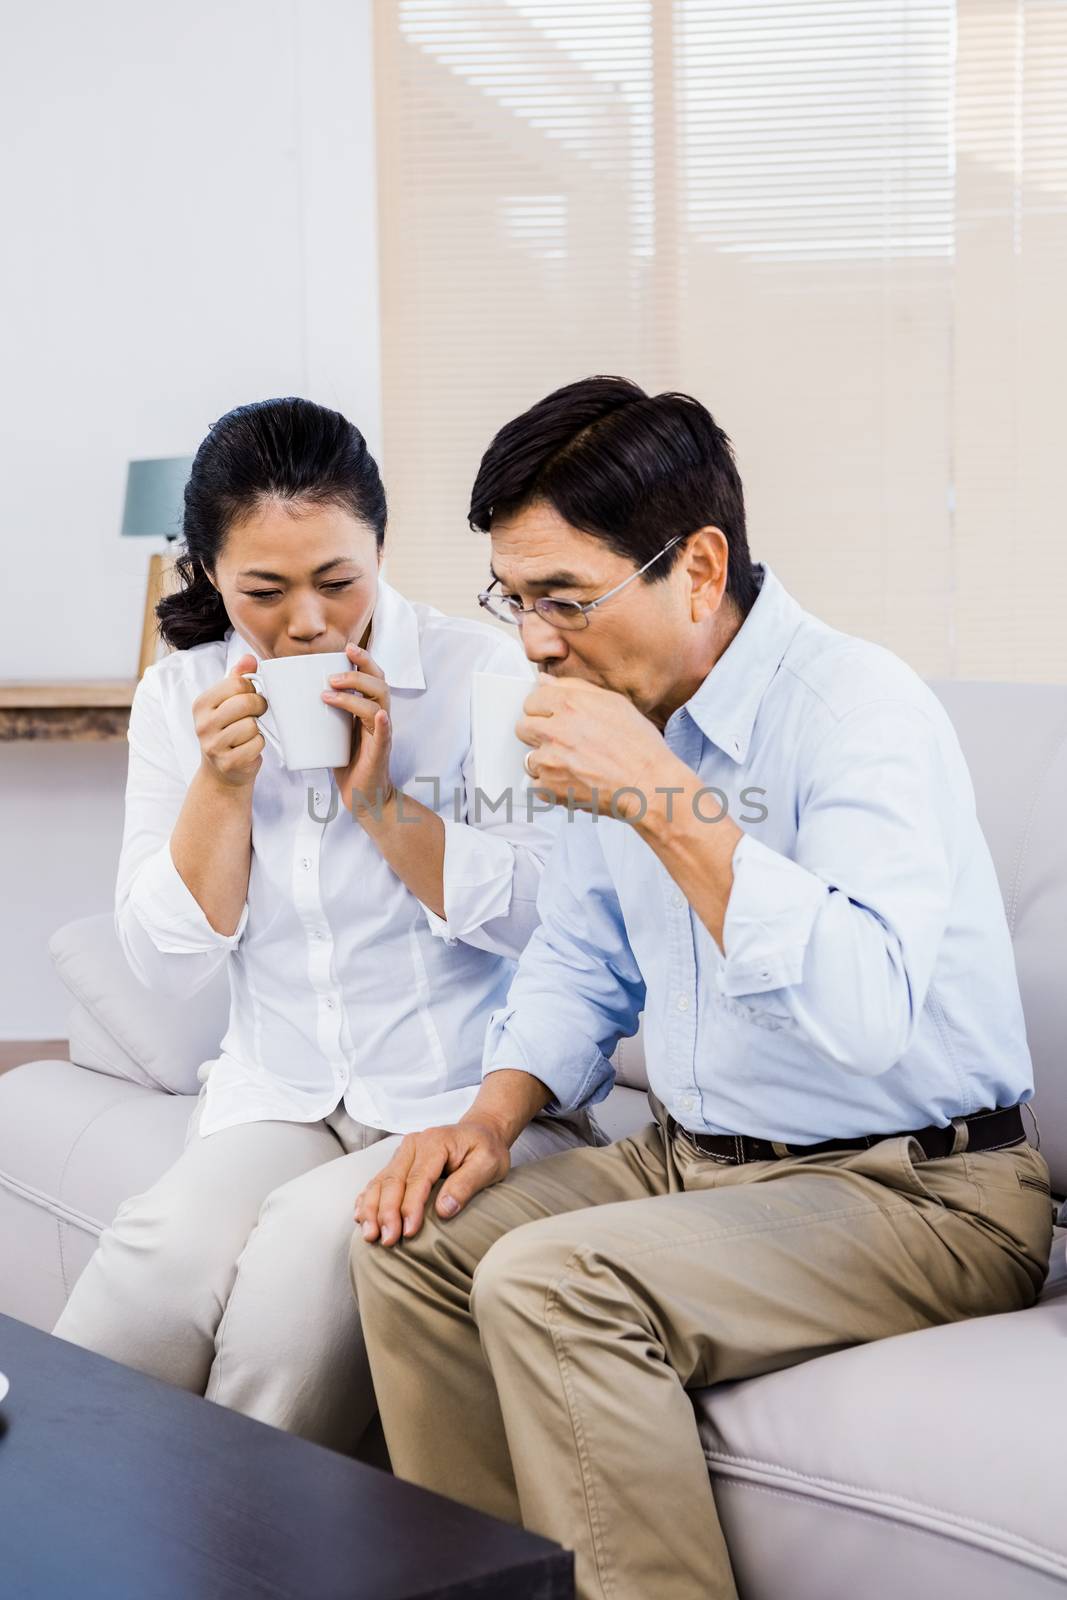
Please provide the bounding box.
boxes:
[0,680,136,709]
[0,680,137,742]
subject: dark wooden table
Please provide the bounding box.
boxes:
[0,1313,572,1599]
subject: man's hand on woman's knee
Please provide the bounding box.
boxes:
[354,1118,511,1247]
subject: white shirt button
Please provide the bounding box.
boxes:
[325,997,336,1010]
[676,994,690,1013]
[670,891,685,911]
[301,857,312,871]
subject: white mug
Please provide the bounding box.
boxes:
[244,650,354,771]
[471,669,537,801]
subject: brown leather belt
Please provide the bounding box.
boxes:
[666,1102,1027,1165]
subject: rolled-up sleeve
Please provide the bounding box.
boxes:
[482,813,646,1115]
[421,805,556,959]
[717,699,960,1078]
[718,834,826,996]
[420,641,557,960]
[116,667,246,997]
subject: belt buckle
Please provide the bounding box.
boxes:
[706,1144,738,1165]
[681,1127,736,1164]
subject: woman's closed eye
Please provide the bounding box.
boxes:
[243,580,356,601]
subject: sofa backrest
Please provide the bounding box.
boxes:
[929,682,1067,1192]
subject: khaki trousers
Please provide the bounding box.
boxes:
[350,1098,1054,1600]
[52,1087,596,1454]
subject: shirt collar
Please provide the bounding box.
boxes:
[222,575,426,691]
[363,576,427,690]
[679,562,805,765]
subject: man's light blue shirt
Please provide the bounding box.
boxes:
[483,562,1034,1142]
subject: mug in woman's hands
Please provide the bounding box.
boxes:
[244,651,354,771]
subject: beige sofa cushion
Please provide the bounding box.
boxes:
[697,1252,1067,1600]
[49,914,230,1095]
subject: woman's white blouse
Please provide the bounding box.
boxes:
[116,578,551,1138]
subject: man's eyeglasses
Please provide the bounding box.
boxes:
[477,535,686,632]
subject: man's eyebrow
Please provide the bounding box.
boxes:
[239,557,356,582]
[489,566,590,591]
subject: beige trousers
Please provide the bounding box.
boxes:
[52,1086,596,1455]
[351,1099,1055,1600]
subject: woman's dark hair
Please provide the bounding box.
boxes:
[158,397,387,650]
[468,375,759,616]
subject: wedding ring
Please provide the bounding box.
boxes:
[523,749,537,778]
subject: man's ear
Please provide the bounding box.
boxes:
[685,527,729,622]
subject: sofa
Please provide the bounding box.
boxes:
[1,679,1065,1597]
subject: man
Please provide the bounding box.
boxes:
[349,377,1053,1600]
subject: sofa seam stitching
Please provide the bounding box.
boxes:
[708,1479,1067,1576]
[0,1165,106,1234]
[54,1093,143,1294]
[704,1451,1067,1564]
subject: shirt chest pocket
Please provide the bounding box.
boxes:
[714,988,796,1033]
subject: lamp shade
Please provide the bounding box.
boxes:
[120,457,193,539]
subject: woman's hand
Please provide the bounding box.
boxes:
[323,643,394,814]
[192,653,268,790]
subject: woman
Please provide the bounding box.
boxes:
[53,396,595,1453]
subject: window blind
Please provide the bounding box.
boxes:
[374,0,1067,684]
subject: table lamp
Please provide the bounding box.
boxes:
[121,457,193,678]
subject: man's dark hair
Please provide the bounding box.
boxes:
[469,375,759,615]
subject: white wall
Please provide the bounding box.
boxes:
[1,745,130,1039]
[0,0,381,1036]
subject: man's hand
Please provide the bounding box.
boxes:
[355,1116,512,1247]
[517,672,674,820]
